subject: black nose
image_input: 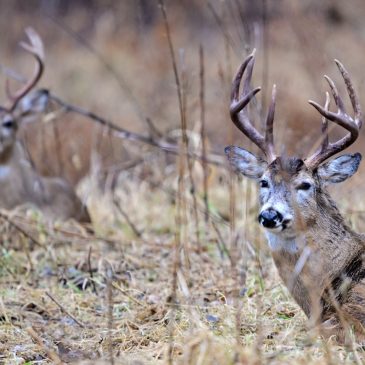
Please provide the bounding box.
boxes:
[258,209,283,228]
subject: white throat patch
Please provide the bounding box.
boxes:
[0,165,11,179]
[265,231,299,253]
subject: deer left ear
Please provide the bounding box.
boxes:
[225,145,267,179]
[317,153,362,184]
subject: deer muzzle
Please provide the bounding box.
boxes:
[258,208,283,229]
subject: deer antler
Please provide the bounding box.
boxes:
[1,27,44,113]
[306,60,362,169]
[230,49,277,163]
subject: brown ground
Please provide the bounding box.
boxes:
[1,1,365,364]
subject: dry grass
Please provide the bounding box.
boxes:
[1,166,365,364]
[1,1,365,364]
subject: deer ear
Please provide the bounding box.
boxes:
[18,89,49,116]
[225,146,267,179]
[317,153,362,184]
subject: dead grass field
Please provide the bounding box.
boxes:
[2,1,365,364]
[2,172,365,364]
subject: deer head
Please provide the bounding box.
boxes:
[225,51,363,247]
[0,28,44,157]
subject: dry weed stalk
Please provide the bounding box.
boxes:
[26,326,64,364]
[199,45,210,228]
[87,246,98,294]
[0,296,10,324]
[45,291,85,328]
[106,266,115,365]
[112,195,143,238]
[0,210,45,249]
[158,1,186,363]
[218,35,244,362]
[180,50,201,249]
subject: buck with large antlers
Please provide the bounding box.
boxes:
[225,50,365,342]
[0,28,90,222]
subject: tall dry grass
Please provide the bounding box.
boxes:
[1,1,365,364]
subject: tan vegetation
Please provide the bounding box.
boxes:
[1,0,365,364]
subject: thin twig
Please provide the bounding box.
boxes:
[48,92,225,167]
[22,235,34,274]
[157,2,184,363]
[212,220,232,263]
[26,326,64,365]
[45,291,85,328]
[112,282,145,307]
[112,196,143,238]
[180,50,201,249]
[0,211,45,249]
[87,246,97,294]
[261,0,269,115]
[106,267,115,365]
[199,45,209,226]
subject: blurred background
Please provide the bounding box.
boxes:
[3,2,365,362]
[1,0,365,201]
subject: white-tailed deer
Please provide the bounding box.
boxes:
[0,28,90,222]
[225,50,365,343]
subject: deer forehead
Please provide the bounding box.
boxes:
[264,157,313,184]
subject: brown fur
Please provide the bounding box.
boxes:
[266,157,365,343]
[0,118,90,222]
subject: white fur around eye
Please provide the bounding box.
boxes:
[295,185,314,206]
[260,188,269,200]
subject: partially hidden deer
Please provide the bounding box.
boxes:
[0,28,90,222]
[225,50,365,343]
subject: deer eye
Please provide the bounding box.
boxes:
[296,182,311,191]
[3,119,14,129]
[260,180,269,188]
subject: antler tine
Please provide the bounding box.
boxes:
[230,50,261,115]
[306,60,362,169]
[265,84,276,158]
[324,75,346,114]
[5,27,44,112]
[320,92,330,153]
[335,59,362,128]
[230,50,276,162]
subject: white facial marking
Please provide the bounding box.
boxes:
[265,231,299,253]
[0,165,10,179]
[259,201,294,231]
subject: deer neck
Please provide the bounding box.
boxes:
[309,189,362,259]
[0,142,31,181]
[267,189,364,317]
[0,144,17,165]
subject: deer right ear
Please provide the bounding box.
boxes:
[317,153,362,184]
[225,146,267,179]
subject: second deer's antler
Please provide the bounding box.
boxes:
[230,49,277,163]
[306,60,363,169]
[2,27,44,113]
